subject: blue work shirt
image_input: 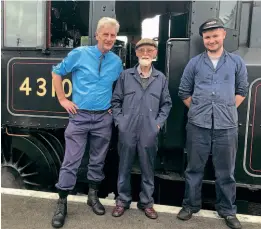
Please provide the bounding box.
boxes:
[52,45,123,110]
[178,50,249,129]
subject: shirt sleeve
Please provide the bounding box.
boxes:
[156,77,172,128]
[235,56,249,97]
[116,59,124,80]
[52,48,82,76]
[178,59,195,100]
[111,72,125,126]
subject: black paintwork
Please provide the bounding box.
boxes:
[1,1,261,206]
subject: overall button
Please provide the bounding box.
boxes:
[212,92,215,95]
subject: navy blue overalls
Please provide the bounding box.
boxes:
[112,65,172,208]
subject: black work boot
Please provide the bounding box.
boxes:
[51,198,67,228]
[177,207,193,220]
[223,216,242,229]
[87,185,105,215]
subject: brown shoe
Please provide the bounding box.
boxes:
[144,207,158,219]
[137,203,158,219]
[112,205,125,217]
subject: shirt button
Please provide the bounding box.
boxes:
[212,92,215,95]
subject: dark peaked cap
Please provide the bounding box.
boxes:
[199,18,225,36]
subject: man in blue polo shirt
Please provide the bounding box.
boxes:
[177,18,248,229]
[51,17,123,228]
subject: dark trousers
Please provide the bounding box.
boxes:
[116,129,158,209]
[55,110,112,191]
[182,122,238,216]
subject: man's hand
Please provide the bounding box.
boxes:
[60,98,78,114]
[183,97,192,108]
[52,73,78,114]
[108,109,112,115]
[235,95,246,108]
[157,125,160,130]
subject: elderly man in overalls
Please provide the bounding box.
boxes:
[111,38,172,219]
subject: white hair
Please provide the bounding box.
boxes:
[96,17,120,33]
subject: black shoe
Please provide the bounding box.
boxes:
[87,188,105,215]
[177,207,193,221]
[51,198,67,228]
[223,216,242,229]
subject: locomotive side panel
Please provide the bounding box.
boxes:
[1,56,72,129]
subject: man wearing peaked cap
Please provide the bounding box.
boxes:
[135,38,158,49]
[111,38,172,219]
[178,18,249,229]
[199,18,225,36]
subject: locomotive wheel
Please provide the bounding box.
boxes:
[35,131,64,164]
[34,133,62,171]
[1,147,27,189]
[1,134,59,190]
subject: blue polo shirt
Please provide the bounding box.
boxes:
[52,45,123,110]
[178,50,249,129]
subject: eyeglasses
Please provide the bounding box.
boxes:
[136,48,156,54]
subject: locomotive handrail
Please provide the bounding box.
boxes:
[5,128,30,137]
[166,38,190,42]
[165,37,190,82]
[163,37,190,135]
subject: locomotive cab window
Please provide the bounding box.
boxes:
[219,0,238,29]
[3,0,46,48]
[50,1,90,48]
[115,0,190,69]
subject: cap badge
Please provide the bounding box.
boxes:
[206,20,217,25]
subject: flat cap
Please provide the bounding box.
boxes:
[199,18,224,36]
[135,38,158,50]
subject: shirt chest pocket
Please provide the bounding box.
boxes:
[222,72,235,85]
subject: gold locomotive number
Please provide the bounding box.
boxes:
[19,77,72,98]
[52,79,72,98]
[62,79,72,98]
[19,77,32,95]
[37,78,47,96]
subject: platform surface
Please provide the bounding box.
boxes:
[1,188,261,229]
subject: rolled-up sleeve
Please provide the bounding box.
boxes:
[235,57,249,97]
[52,48,81,76]
[178,59,195,100]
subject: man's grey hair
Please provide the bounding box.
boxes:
[96,17,120,33]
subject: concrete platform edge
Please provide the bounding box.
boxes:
[1,187,261,224]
